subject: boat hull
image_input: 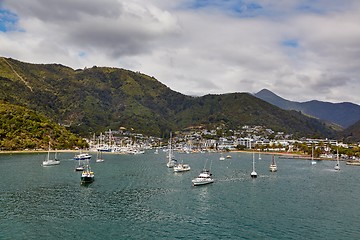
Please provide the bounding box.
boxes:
[269,165,277,172]
[192,179,214,186]
[81,176,94,184]
[42,160,60,166]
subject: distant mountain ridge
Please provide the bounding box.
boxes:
[0,57,338,139]
[254,89,360,128]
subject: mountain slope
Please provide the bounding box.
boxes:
[255,89,360,128]
[0,57,337,138]
[341,120,360,143]
[0,102,87,150]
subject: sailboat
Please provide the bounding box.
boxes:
[74,150,91,171]
[311,146,317,166]
[251,152,258,178]
[96,150,105,163]
[334,148,340,171]
[42,142,60,166]
[219,152,225,161]
[258,151,262,160]
[166,132,177,168]
[269,155,277,172]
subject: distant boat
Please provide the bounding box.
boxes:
[96,150,105,163]
[74,153,92,161]
[251,152,258,178]
[192,160,214,186]
[166,132,177,168]
[258,152,262,160]
[42,142,60,166]
[219,153,225,161]
[226,155,232,159]
[74,151,90,171]
[334,148,340,171]
[310,146,316,166]
[154,148,159,154]
[269,155,277,172]
[346,160,360,166]
[81,164,94,185]
[173,162,191,172]
[75,160,85,171]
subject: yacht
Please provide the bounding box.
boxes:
[74,153,92,161]
[81,164,95,184]
[192,169,214,186]
[173,163,191,172]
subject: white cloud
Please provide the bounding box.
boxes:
[1,0,360,104]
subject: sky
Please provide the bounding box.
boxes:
[1,0,360,104]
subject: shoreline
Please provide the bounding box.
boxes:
[0,149,337,161]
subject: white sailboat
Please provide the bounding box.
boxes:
[219,153,225,161]
[269,155,277,172]
[42,142,60,166]
[251,152,258,178]
[166,132,177,168]
[334,148,340,171]
[96,150,105,163]
[311,146,317,166]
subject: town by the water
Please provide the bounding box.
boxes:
[84,125,360,163]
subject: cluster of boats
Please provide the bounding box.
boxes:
[42,143,105,185]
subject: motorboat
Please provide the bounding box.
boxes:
[192,169,214,186]
[74,153,92,161]
[173,163,191,172]
[81,164,94,184]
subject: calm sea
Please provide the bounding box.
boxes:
[1,151,359,239]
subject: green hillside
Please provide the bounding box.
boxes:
[0,57,338,140]
[0,102,87,150]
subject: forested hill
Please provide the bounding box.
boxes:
[0,57,337,139]
[0,102,87,150]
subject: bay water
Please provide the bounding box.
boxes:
[1,151,359,239]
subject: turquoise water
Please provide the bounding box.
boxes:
[1,151,360,239]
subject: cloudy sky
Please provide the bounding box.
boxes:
[1,0,360,104]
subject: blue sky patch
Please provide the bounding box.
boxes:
[186,0,263,17]
[0,8,19,32]
[282,39,299,48]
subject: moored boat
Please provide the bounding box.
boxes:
[42,142,60,166]
[346,160,360,166]
[192,169,214,186]
[334,148,340,171]
[166,132,177,168]
[96,151,105,163]
[74,153,92,161]
[81,164,94,184]
[269,155,277,172]
[251,152,258,178]
[173,163,191,172]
